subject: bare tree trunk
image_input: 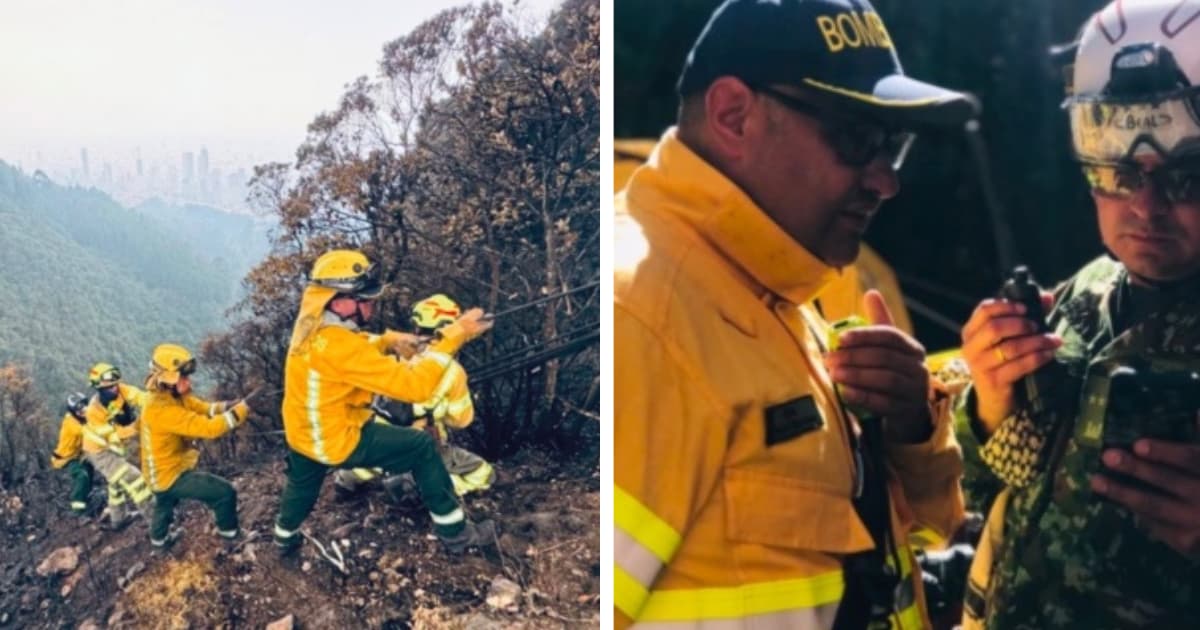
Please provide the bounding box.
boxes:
[540,167,560,405]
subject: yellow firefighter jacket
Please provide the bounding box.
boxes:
[51,412,86,469]
[281,311,469,465]
[614,130,965,629]
[82,383,146,455]
[139,392,248,492]
[411,345,474,434]
[615,138,914,336]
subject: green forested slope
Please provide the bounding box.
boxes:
[0,161,253,405]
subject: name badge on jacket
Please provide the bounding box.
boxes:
[764,396,823,446]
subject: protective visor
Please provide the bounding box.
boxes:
[1067,88,1200,164]
[95,368,121,386]
[176,358,197,377]
[353,265,384,299]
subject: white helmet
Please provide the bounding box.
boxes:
[1067,0,1200,164]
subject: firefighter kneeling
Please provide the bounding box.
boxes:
[334,293,495,500]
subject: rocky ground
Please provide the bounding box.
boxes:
[0,448,600,629]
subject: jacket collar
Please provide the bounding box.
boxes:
[629,128,838,305]
[322,310,360,331]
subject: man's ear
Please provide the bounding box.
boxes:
[704,77,757,162]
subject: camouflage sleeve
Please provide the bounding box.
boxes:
[976,408,1048,492]
[954,386,1006,513]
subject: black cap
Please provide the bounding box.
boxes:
[677,0,980,127]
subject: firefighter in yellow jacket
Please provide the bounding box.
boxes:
[273,249,497,555]
[333,293,495,498]
[51,392,97,515]
[408,294,494,495]
[141,344,252,548]
[83,362,152,529]
[614,0,977,627]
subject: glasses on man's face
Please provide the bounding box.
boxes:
[754,86,915,170]
[1081,160,1200,205]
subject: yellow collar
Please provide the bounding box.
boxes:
[626,128,838,305]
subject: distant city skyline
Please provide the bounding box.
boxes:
[0,0,562,210]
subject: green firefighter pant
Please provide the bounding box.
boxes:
[151,470,238,542]
[65,459,95,513]
[276,422,463,539]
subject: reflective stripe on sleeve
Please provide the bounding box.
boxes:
[614,527,664,591]
[614,486,680,564]
[636,573,845,624]
[306,369,330,463]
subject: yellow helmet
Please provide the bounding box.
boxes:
[411,294,461,330]
[88,362,122,389]
[149,344,196,386]
[309,249,384,299]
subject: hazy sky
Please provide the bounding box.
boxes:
[0,0,562,166]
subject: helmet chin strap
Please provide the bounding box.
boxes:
[354,300,371,326]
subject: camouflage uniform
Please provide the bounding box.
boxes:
[956,256,1200,628]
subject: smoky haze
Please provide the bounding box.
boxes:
[0,0,562,171]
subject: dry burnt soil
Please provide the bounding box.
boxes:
[0,449,600,629]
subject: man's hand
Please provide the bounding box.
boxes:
[1091,416,1200,559]
[959,295,1061,432]
[238,386,277,413]
[386,331,426,358]
[825,290,931,443]
[455,308,495,340]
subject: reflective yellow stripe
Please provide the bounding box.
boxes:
[306,369,330,463]
[888,545,925,630]
[614,486,680,563]
[352,468,376,481]
[70,501,87,511]
[430,507,464,525]
[81,425,112,447]
[431,364,459,402]
[142,421,158,489]
[274,523,298,539]
[802,77,944,107]
[424,351,453,368]
[116,465,152,504]
[107,484,125,505]
[445,394,472,416]
[634,608,840,629]
[614,528,663,589]
[461,461,492,486]
[614,565,650,620]
[414,352,458,420]
[639,573,845,622]
[893,599,924,630]
[908,525,946,549]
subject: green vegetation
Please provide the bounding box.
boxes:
[0,161,257,408]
